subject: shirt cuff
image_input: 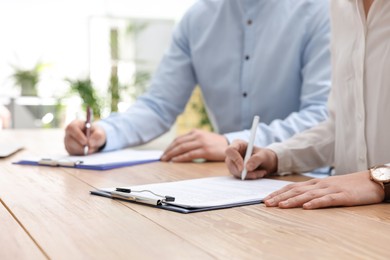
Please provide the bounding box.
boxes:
[225,130,268,147]
[95,120,120,152]
[266,142,293,174]
[224,132,246,144]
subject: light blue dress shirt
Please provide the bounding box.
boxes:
[98,0,331,152]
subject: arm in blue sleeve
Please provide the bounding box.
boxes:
[97,12,197,152]
[225,2,331,147]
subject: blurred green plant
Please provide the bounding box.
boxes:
[126,70,151,100]
[108,21,151,112]
[109,66,120,112]
[10,62,45,96]
[66,78,101,119]
[191,97,213,131]
[109,28,120,112]
[126,21,149,37]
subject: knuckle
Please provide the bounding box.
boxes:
[203,146,212,154]
[225,147,234,156]
[186,151,196,159]
[292,187,304,196]
[65,124,73,132]
[306,190,317,197]
[177,143,186,151]
[287,197,299,204]
[325,194,338,203]
[285,183,296,189]
[255,170,267,178]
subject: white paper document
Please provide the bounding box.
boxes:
[65,149,163,165]
[100,176,292,209]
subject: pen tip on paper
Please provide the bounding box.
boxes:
[241,169,247,180]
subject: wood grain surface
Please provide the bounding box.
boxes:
[1,129,389,259]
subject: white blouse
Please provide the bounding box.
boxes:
[268,0,390,175]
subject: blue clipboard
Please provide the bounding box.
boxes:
[13,149,163,171]
[14,158,160,170]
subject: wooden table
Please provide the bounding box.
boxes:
[1,129,390,259]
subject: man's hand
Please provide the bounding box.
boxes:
[225,140,278,179]
[264,171,385,209]
[64,119,106,155]
[161,129,229,162]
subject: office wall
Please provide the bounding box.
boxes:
[0,0,196,98]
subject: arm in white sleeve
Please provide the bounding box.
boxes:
[267,80,337,174]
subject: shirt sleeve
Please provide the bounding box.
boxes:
[97,11,197,152]
[267,70,337,174]
[225,1,331,147]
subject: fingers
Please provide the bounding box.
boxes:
[64,120,87,155]
[263,178,347,209]
[86,126,107,154]
[66,120,87,144]
[64,135,84,155]
[274,187,330,209]
[247,148,278,174]
[300,171,386,209]
[225,141,248,178]
[64,120,106,155]
[169,148,206,162]
[264,170,386,210]
[302,193,347,209]
[244,169,269,180]
[228,140,249,156]
[264,179,318,201]
[225,143,277,180]
[161,130,228,162]
[243,149,269,179]
[162,132,196,161]
[162,139,200,162]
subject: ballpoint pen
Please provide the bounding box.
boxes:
[241,115,260,180]
[84,106,92,156]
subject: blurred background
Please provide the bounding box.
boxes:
[0,0,209,133]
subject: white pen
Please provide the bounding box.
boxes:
[241,115,260,180]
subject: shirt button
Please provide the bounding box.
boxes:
[243,92,247,97]
[245,55,250,60]
[247,19,252,25]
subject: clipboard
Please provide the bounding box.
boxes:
[13,149,163,170]
[90,176,292,213]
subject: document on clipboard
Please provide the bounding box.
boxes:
[13,149,163,170]
[91,176,292,213]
